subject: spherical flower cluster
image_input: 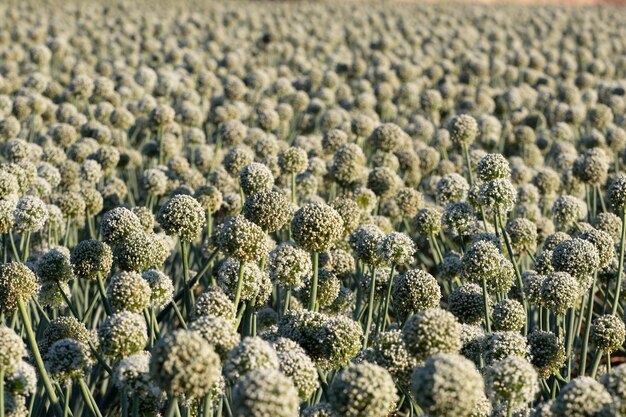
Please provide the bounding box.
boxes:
[329,363,398,417]
[189,315,240,360]
[448,283,489,325]
[273,338,319,400]
[485,357,539,412]
[278,310,362,370]
[368,123,406,152]
[194,185,223,214]
[13,195,48,233]
[551,195,587,229]
[239,162,274,195]
[578,228,615,270]
[231,368,300,417]
[441,202,477,237]
[291,203,343,252]
[402,308,461,361]
[39,316,98,358]
[591,314,626,354]
[194,286,237,321]
[462,240,514,294]
[608,176,626,210]
[269,243,312,290]
[362,330,417,388]
[223,337,279,382]
[141,269,174,310]
[551,377,615,417]
[45,338,93,382]
[330,197,361,235]
[492,299,526,332]
[506,218,537,253]
[0,262,39,312]
[477,153,510,182]
[218,215,269,263]
[106,271,152,313]
[218,258,268,306]
[278,147,308,174]
[551,238,599,287]
[70,239,113,280]
[243,190,292,232]
[482,331,530,366]
[391,269,441,319]
[98,312,147,358]
[413,207,442,236]
[349,224,386,266]
[156,194,205,241]
[112,352,164,414]
[0,326,26,372]
[477,178,517,213]
[411,353,485,417]
[601,365,626,414]
[150,329,221,398]
[448,114,479,147]
[299,269,340,308]
[527,330,566,379]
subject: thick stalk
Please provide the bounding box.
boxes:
[363,266,377,348]
[63,383,71,417]
[309,252,319,311]
[233,261,246,310]
[17,299,65,417]
[580,275,597,375]
[78,378,103,417]
[612,209,626,316]
[481,276,491,332]
[591,351,603,379]
[565,307,576,380]
[0,369,4,417]
[180,240,192,318]
[96,275,111,315]
[380,264,396,332]
[462,143,474,186]
[497,210,527,334]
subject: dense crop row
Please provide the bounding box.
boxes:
[1,1,626,416]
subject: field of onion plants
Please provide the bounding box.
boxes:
[1,0,626,416]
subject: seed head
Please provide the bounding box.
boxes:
[329,362,398,417]
[150,329,221,398]
[412,353,485,417]
[402,308,461,361]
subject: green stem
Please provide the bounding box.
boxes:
[497,209,527,333]
[591,351,603,379]
[565,307,575,380]
[8,233,19,261]
[0,369,4,417]
[22,231,31,262]
[63,383,71,417]
[17,299,65,417]
[233,261,246,310]
[580,274,596,376]
[481,276,491,333]
[430,233,444,264]
[462,143,474,187]
[131,396,139,417]
[122,389,129,417]
[380,264,396,333]
[291,173,297,205]
[78,378,102,417]
[180,240,192,319]
[309,252,319,311]
[96,275,111,315]
[612,209,626,316]
[363,266,377,348]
